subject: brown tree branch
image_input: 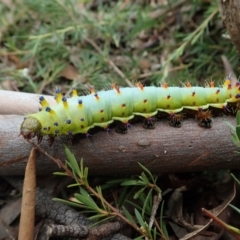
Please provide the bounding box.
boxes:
[0,90,56,115]
[0,104,239,175]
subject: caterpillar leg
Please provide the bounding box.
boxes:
[104,126,111,133]
[36,132,43,144]
[236,99,240,111]
[143,117,155,129]
[169,113,183,128]
[48,135,55,147]
[85,132,92,138]
[196,109,212,128]
[115,122,131,134]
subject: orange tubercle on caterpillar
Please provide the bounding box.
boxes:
[94,93,100,100]
[136,82,144,90]
[210,81,215,88]
[162,83,168,88]
[89,87,95,94]
[112,83,121,93]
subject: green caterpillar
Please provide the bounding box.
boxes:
[20,79,240,145]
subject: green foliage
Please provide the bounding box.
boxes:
[0,0,237,93]
[227,110,240,148]
[225,203,240,236]
[225,117,240,237]
[54,146,168,239]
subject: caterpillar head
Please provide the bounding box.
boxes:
[20,117,42,140]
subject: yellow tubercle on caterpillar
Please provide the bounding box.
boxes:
[55,88,63,104]
[46,107,56,116]
[223,77,231,87]
[62,97,68,109]
[71,87,78,97]
[39,96,50,108]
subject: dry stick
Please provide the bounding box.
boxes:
[44,224,89,238]
[18,148,37,240]
[148,194,162,231]
[88,221,128,240]
[218,0,240,55]
[85,37,134,87]
[28,141,150,238]
[154,218,167,240]
[202,208,240,240]
[145,194,162,240]
[149,0,188,19]
[138,65,189,80]
[45,222,129,239]
[0,218,15,240]
[221,55,238,85]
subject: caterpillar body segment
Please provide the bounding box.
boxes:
[20,79,240,144]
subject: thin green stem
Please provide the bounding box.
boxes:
[29,141,151,238]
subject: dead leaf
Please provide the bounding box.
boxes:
[61,64,79,80]
[0,198,22,239]
[18,148,37,240]
[0,80,14,91]
[180,182,236,240]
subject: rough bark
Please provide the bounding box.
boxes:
[0,112,239,176]
[218,0,240,55]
